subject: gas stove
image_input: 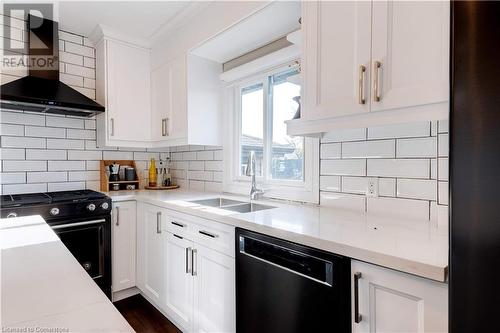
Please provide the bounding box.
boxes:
[0,189,111,222]
[0,189,113,299]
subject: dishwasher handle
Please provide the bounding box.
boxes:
[239,235,333,286]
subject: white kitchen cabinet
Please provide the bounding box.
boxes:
[370,1,449,112]
[193,243,235,333]
[94,37,152,147]
[163,231,194,332]
[111,201,136,292]
[288,0,449,136]
[136,202,164,306]
[351,260,448,333]
[150,53,222,147]
[301,1,372,120]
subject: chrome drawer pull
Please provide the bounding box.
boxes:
[171,221,186,228]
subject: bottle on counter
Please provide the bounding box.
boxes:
[148,158,157,187]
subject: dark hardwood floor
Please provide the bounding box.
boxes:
[114,294,181,333]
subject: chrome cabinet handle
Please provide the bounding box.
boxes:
[199,230,219,238]
[110,118,115,136]
[161,118,167,136]
[156,211,161,234]
[171,221,186,228]
[191,248,197,276]
[358,65,366,105]
[165,117,169,136]
[354,272,362,323]
[373,61,382,102]
[115,206,120,226]
[186,247,192,274]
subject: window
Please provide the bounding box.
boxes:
[224,62,319,203]
[239,68,302,181]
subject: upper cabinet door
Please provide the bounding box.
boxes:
[106,40,151,141]
[150,55,187,143]
[370,0,449,112]
[302,1,372,120]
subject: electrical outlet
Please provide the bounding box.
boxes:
[367,178,379,197]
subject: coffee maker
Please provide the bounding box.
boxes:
[109,162,120,181]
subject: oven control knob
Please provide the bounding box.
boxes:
[101,202,109,210]
[6,212,18,218]
[87,204,96,211]
[50,208,60,216]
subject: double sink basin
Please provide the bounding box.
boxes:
[189,198,275,214]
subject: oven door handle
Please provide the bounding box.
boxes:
[51,219,106,230]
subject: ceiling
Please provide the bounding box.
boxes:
[58,1,192,40]
[191,1,300,63]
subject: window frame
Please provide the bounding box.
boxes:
[222,61,319,203]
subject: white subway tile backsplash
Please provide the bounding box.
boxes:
[438,134,449,157]
[205,181,222,192]
[0,172,26,184]
[59,31,83,45]
[320,192,366,212]
[86,161,100,171]
[368,122,430,140]
[68,171,100,181]
[84,57,95,69]
[2,136,46,148]
[133,152,160,161]
[342,177,368,195]
[397,179,437,200]
[48,182,86,192]
[84,119,96,130]
[319,176,341,192]
[189,180,205,191]
[438,181,449,205]
[67,128,95,140]
[196,150,213,161]
[25,126,66,138]
[438,120,449,133]
[213,150,223,161]
[65,42,94,57]
[396,137,437,158]
[26,149,66,160]
[46,138,85,150]
[320,143,341,159]
[103,151,133,160]
[438,158,449,181]
[27,172,67,183]
[46,116,85,129]
[205,161,222,171]
[0,111,45,126]
[367,197,429,220]
[188,170,213,181]
[189,161,204,171]
[1,124,24,136]
[183,152,197,160]
[0,148,25,160]
[3,160,46,172]
[67,150,102,160]
[48,161,85,171]
[65,63,95,79]
[367,159,429,179]
[60,72,84,86]
[322,128,366,143]
[2,183,47,195]
[342,140,395,159]
[379,178,396,197]
[60,52,84,66]
[321,159,366,176]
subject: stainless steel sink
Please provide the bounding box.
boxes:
[188,197,275,213]
[189,198,245,207]
[221,203,275,213]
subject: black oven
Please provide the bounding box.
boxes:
[51,216,112,298]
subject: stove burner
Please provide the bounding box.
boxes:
[0,190,107,207]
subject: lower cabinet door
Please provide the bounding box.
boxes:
[163,232,194,332]
[137,202,164,306]
[351,260,448,333]
[193,244,235,333]
[112,201,136,292]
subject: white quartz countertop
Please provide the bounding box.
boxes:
[0,215,134,332]
[108,190,448,282]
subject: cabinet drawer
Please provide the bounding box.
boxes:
[192,218,235,258]
[163,210,196,240]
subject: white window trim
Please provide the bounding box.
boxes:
[222,62,319,204]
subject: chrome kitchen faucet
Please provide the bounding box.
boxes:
[245,151,264,200]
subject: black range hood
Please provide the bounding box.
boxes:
[0,15,104,117]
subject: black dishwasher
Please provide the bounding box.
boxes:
[236,228,351,333]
